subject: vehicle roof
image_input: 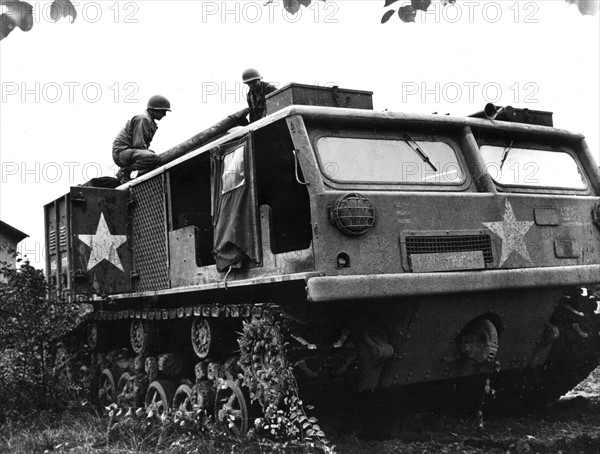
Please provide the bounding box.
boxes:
[120,104,584,190]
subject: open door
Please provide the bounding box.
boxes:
[69,187,132,296]
[211,137,261,271]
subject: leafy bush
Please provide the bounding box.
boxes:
[0,258,88,421]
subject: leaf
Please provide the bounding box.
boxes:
[381,9,395,23]
[0,0,33,41]
[411,0,431,11]
[49,0,77,23]
[283,0,301,14]
[384,0,400,6]
[398,5,417,22]
[298,0,312,6]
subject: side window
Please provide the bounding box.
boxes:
[221,146,246,194]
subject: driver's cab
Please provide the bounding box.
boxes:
[165,117,314,288]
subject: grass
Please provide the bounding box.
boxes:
[0,405,323,454]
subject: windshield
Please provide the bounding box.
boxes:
[480,145,587,189]
[316,136,464,184]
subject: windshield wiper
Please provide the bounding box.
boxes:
[499,140,514,170]
[403,133,438,172]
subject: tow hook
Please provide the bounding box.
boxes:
[459,319,499,364]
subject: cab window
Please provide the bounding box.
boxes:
[480,145,586,189]
[316,136,464,185]
[221,146,245,194]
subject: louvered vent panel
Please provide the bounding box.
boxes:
[59,226,68,251]
[48,229,57,254]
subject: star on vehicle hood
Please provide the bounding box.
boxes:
[483,200,535,267]
[77,212,127,272]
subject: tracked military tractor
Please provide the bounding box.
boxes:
[45,84,600,431]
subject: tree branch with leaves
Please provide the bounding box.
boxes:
[1,1,598,39]
[0,0,75,40]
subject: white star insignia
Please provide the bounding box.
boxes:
[77,212,127,271]
[483,200,534,267]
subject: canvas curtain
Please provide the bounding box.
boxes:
[211,141,259,272]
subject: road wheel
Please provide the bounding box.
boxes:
[145,380,175,416]
[214,379,250,436]
[98,368,120,407]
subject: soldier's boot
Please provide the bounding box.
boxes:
[116,166,132,184]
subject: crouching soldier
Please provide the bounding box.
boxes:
[242,68,277,123]
[112,95,171,184]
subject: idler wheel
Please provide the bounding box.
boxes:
[130,319,152,355]
[459,319,499,364]
[214,380,249,436]
[191,318,215,359]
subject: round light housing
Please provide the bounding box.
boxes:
[330,193,375,236]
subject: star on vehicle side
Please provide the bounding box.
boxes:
[483,199,535,267]
[77,212,127,271]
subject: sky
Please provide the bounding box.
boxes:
[0,0,599,268]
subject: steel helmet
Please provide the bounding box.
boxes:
[242,68,262,83]
[147,95,172,111]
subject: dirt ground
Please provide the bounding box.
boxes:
[329,368,600,454]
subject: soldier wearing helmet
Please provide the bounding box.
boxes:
[242,68,277,123]
[112,95,171,184]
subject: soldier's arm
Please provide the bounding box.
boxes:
[265,83,278,95]
[130,116,154,149]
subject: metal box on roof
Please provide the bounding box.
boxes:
[265,83,373,115]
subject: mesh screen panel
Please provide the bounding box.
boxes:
[405,234,494,264]
[132,177,170,291]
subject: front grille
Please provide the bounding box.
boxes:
[132,177,169,292]
[405,234,494,264]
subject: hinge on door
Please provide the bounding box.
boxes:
[72,192,86,203]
